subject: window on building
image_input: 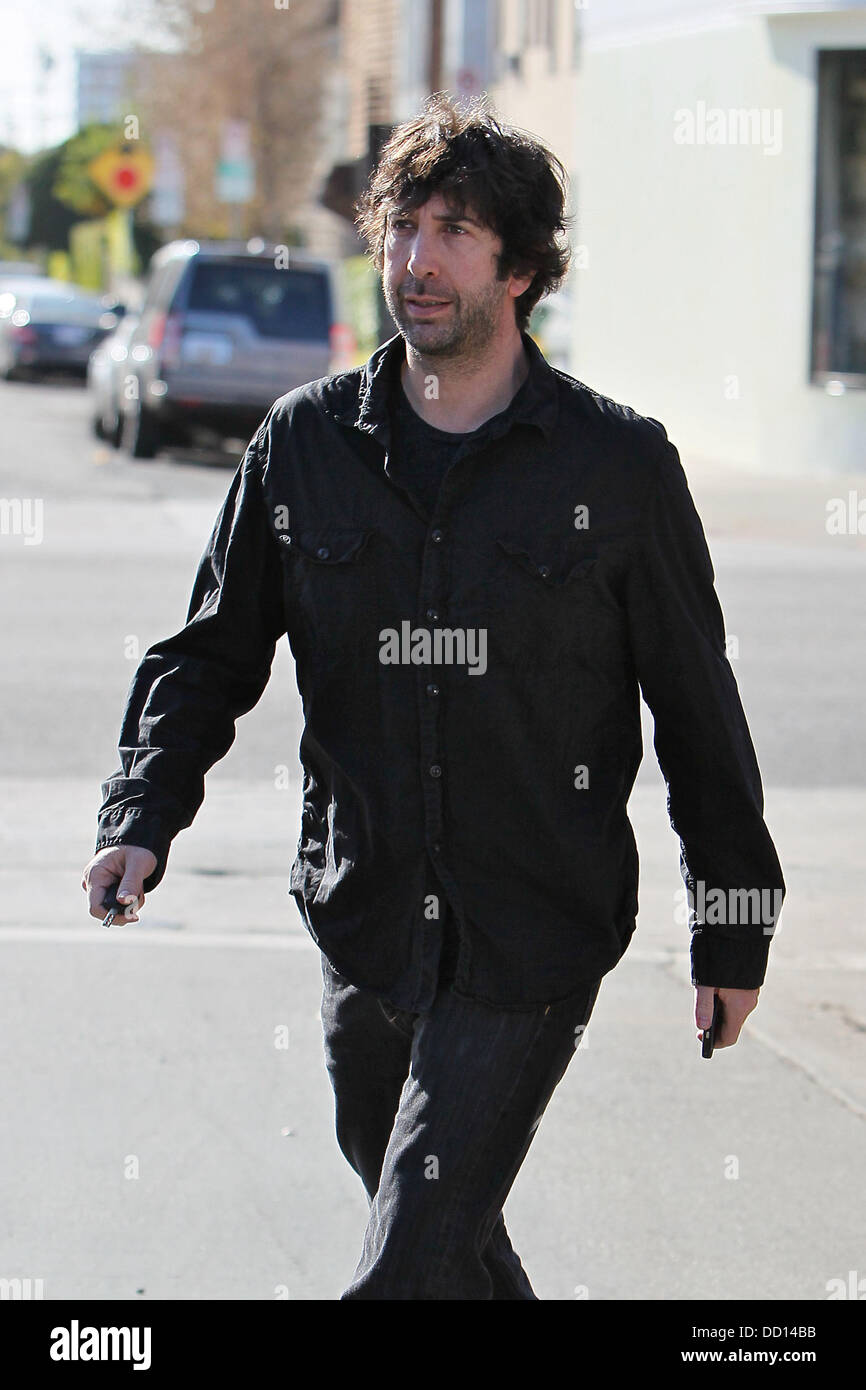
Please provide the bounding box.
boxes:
[516,0,556,66]
[507,0,565,79]
[532,0,545,47]
[461,0,493,94]
[396,0,431,117]
[812,49,866,381]
[520,0,544,49]
[490,0,502,81]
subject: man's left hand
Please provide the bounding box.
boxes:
[695,985,760,1050]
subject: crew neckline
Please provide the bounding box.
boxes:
[396,374,533,441]
[395,380,478,439]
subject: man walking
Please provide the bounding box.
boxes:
[82,95,785,1299]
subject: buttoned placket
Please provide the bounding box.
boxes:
[415,487,455,1006]
[404,430,506,1008]
[355,420,460,1009]
[376,421,489,1009]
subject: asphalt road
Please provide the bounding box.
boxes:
[0,374,864,1301]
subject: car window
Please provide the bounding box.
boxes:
[0,276,62,306]
[185,261,331,341]
[23,294,109,326]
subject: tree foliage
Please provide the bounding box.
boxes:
[51,124,123,217]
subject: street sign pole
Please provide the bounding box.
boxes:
[217,120,254,238]
[86,145,154,291]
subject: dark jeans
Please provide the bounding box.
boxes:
[319,951,602,1299]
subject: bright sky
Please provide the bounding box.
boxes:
[0,0,157,152]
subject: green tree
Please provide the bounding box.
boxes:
[51,124,124,217]
[0,145,28,256]
[23,139,83,251]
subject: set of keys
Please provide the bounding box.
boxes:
[101,885,140,929]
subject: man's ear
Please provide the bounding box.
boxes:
[507,268,535,300]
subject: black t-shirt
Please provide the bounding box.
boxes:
[388,378,488,516]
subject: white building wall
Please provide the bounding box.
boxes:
[572,4,866,475]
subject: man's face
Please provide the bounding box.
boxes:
[382,191,532,358]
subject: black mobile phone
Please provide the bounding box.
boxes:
[701,994,722,1059]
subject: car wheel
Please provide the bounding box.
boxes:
[92,411,107,441]
[122,399,161,459]
[108,411,124,449]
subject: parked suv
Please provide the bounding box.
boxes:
[120,239,341,458]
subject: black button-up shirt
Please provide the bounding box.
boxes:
[95,330,785,1009]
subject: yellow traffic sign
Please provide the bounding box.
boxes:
[87,147,154,208]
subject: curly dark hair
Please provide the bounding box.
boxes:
[354,92,572,332]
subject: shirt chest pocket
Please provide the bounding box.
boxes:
[280,526,384,664]
[490,535,609,671]
[291,527,373,565]
[496,537,597,587]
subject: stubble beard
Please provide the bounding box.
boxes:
[385,276,511,365]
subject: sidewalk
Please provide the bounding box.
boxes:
[683,457,866,552]
[0,773,863,1299]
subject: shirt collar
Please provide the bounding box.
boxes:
[325,328,560,446]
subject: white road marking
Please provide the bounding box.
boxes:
[0,932,863,970]
[0,926,317,949]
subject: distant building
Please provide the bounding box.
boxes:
[476,1,581,370]
[76,51,137,128]
[569,0,866,475]
[321,1,580,361]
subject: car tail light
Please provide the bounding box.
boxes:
[147,311,166,348]
[329,321,356,371]
[148,311,183,368]
[10,325,37,344]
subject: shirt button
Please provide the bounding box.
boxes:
[429,764,442,778]
[426,608,439,622]
[432,842,442,855]
[426,683,440,697]
[431,529,443,544]
[538,564,551,579]
[316,546,330,560]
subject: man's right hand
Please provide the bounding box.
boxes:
[81,845,158,924]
